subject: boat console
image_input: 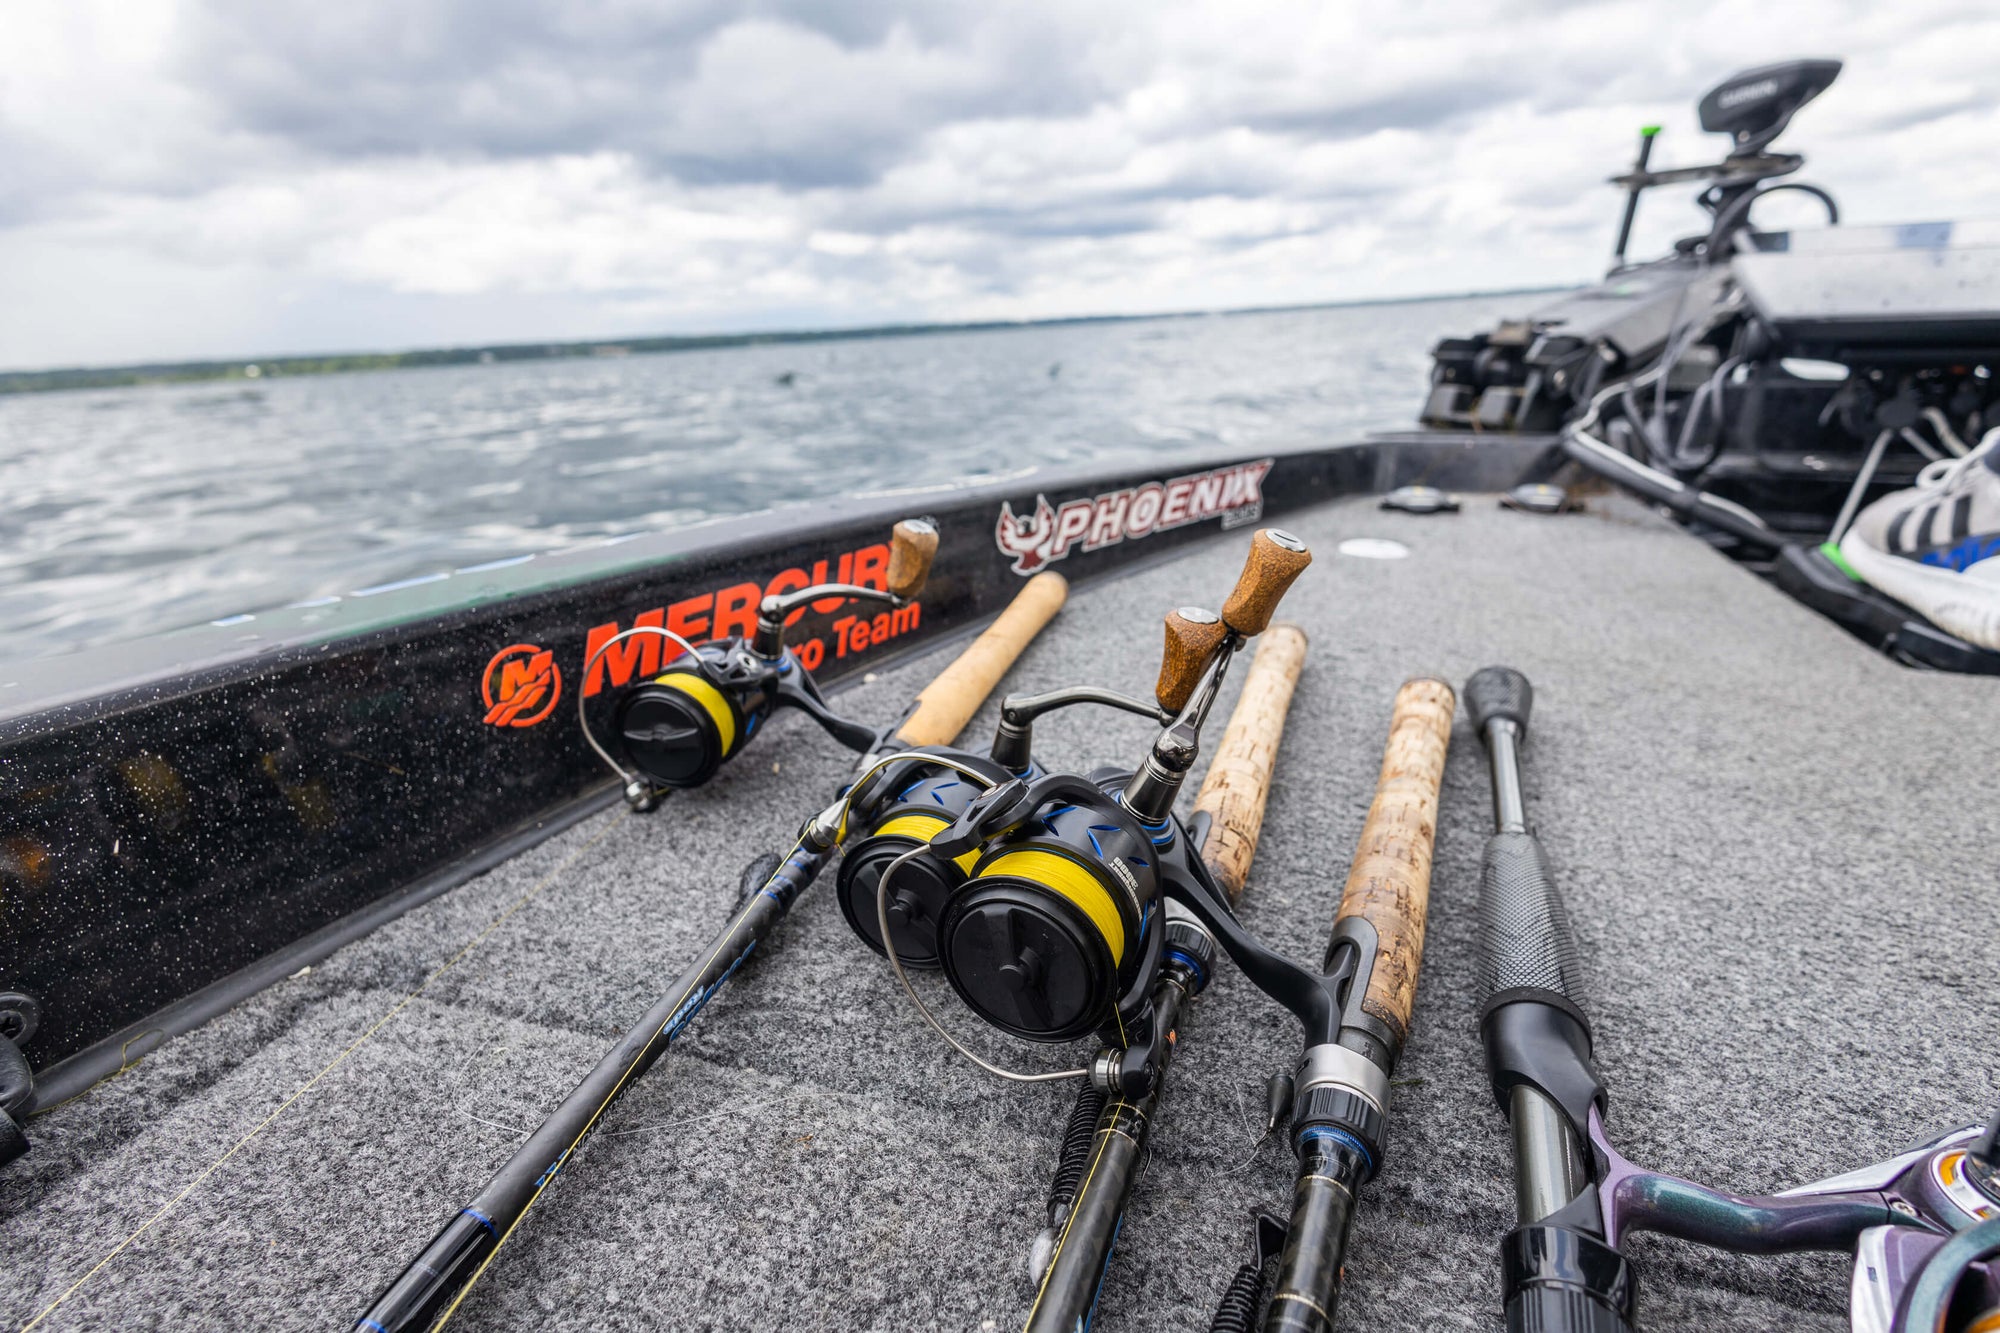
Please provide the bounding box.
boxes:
[1412,58,2000,674]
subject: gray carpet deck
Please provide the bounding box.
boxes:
[3,493,1995,1332]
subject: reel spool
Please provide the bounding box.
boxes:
[835,752,1013,967]
[939,776,1159,1043]
[613,647,771,790]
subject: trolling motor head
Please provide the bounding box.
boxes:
[843,528,1314,1073]
[1697,59,1841,159]
[1606,57,1842,270]
[584,518,939,804]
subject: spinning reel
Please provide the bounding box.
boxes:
[837,529,1368,1097]
[580,518,938,808]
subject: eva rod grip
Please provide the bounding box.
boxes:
[1333,677,1455,1051]
[1477,830,1588,1014]
[1464,665,1534,740]
[886,518,940,601]
[1156,607,1228,713]
[894,571,1067,747]
[1219,528,1312,637]
[1190,622,1307,903]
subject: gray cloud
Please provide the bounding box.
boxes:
[3,0,1999,368]
[172,2,1110,188]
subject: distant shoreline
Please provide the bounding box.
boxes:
[0,285,1565,397]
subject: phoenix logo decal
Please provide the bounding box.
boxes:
[993,458,1274,576]
[994,496,1059,574]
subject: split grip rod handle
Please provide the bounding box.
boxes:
[886,518,940,601]
[895,571,1067,747]
[1189,622,1308,903]
[1466,667,1630,1333]
[1465,667,1589,1016]
[1156,528,1312,711]
[1333,676,1455,1053]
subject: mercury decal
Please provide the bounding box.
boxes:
[994,458,1273,575]
[576,536,917,699]
[482,644,562,728]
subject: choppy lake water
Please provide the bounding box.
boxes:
[0,295,1523,661]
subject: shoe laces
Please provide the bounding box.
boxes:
[1913,425,2000,492]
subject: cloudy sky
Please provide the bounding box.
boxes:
[5,0,1998,370]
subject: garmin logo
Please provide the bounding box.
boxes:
[1717,78,1779,109]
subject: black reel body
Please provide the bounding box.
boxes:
[836,750,1015,968]
[942,772,1162,1044]
[611,640,880,791]
[614,643,773,789]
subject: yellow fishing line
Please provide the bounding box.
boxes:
[27,1032,163,1119]
[19,812,629,1333]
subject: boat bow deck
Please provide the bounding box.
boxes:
[4,492,1994,1331]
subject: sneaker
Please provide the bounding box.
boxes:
[1839,428,2000,649]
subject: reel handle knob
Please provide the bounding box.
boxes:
[1157,607,1228,713]
[1220,528,1312,637]
[887,518,940,601]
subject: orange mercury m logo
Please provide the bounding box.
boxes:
[482,643,561,728]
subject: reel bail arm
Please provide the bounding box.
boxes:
[990,685,1172,773]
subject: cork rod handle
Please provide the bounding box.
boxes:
[1335,677,1455,1049]
[886,518,940,601]
[894,572,1068,747]
[1190,623,1308,903]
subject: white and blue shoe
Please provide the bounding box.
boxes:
[1839,428,2000,649]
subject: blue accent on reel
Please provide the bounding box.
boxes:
[1165,945,1209,992]
[1296,1124,1376,1178]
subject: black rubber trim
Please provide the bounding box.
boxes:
[1501,1224,1636,1333]
[1478,985,1594,1038]
[1480,1000,1607,1133]
[0,1107,25,1166]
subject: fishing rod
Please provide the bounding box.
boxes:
[1465,665,2000,1333]
[1205,675,1455,1333]
[355,540,1069,1333]
[1019,621,1311,1326]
